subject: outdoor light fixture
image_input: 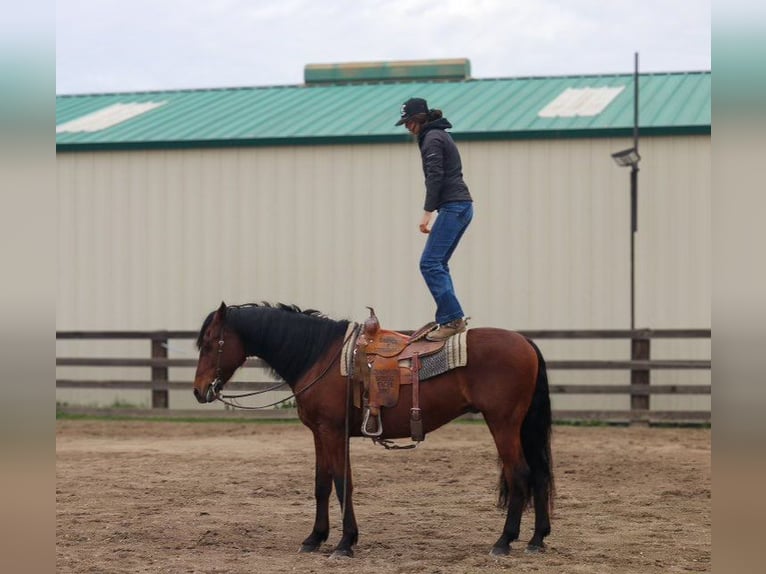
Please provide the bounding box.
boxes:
[611,147,641,168]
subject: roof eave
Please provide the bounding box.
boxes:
[56,126,711,152]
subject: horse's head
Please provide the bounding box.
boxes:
[193,302,247,403]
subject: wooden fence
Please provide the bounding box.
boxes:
[56,328,711,424]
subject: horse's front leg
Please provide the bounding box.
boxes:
[327,428,358,558]
[300,432,332,552]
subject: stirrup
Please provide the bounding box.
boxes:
[361,407,382,437]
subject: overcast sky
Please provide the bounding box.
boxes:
[56,0,711,95]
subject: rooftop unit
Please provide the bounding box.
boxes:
[304,58,471,84]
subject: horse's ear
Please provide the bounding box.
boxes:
[216,301,227,319]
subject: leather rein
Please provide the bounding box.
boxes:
[209,320,414,452]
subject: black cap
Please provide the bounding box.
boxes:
[395,97,428,126]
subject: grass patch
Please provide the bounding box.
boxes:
[55,412,301,424]
[554,419,615,427]
[55,411,709,429]
[651,421,711,429]
[109,399,148,409]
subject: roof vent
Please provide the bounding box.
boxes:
[304,58,471,85]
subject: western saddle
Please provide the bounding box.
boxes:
[353,307,448,443]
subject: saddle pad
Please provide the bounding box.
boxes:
[402,330,468,380]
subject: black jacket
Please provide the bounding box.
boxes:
[417,117,472,212]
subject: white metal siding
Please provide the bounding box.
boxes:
[56,136,710,411]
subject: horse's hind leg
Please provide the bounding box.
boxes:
[485,417,530,556]
[492,463,529,556]
[300,432,332,552]
[527,476,551,551]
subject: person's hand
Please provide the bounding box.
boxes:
[419,211,433,234]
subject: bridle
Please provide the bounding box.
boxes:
[204,320,359,409]
[204,322,227,403]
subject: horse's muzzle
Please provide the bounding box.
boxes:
[193,387,208,403]
[193,379,221,403]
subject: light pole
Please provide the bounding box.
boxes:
[611,52,641,330]
[611,52,648,423]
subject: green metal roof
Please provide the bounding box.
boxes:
[56,72,710,151]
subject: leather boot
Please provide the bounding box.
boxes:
[426,318,467,341]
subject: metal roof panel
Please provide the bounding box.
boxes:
[56,72,710,149]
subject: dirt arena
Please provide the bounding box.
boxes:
[56,419,710,573]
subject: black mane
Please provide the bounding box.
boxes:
[197,302,350,385]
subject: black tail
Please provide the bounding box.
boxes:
[499,338,555,513]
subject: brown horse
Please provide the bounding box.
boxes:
[192,302,554,558]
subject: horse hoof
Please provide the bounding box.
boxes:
[299,544,320,553]
[490,546,510,557]
[525,543,545,554]
[330,548,354,559]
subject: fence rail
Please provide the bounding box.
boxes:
[56,328,711,424]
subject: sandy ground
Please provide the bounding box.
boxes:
[56,420,710,573]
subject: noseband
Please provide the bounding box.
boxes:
[206,325,226,401]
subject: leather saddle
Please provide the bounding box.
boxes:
[353,307,447,441]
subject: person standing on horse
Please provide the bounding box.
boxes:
[396,97,474,341]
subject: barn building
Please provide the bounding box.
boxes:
[56,59,711,413]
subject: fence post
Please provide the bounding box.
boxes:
[630,329,651,425]
[151,334,169,409]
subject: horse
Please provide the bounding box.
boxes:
[192,301,554,558]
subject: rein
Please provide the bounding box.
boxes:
[212,323,358,410]
[209,320,415,451]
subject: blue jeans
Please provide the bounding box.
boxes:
[419,201,473,325]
